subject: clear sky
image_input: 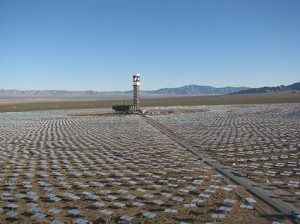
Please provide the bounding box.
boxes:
[0,0,299,91]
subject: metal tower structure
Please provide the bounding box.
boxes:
[132,73,140,112]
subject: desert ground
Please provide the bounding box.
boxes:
[0,94,299,223]
[0,92,299,113]
[0,101,299,223]
[153,104,300,201]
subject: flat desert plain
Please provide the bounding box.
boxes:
[0,92,299,113]
[0,101,299,223]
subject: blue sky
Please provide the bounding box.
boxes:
[0,0,299,91]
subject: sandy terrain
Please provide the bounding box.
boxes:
[0,92,299,113]
[153,104,300,209]
[0,107,284,223]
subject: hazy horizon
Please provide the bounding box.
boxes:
[0,83,253,92]
[0,81,298,92]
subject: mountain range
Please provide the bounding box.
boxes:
[0,82,299,99]
[0,85,249,99]
[145,85,249,95]
[232,82,300,94]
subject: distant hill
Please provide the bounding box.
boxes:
[146,85,249,95]
[232,82,300,94]
[0,89,123,97]
[0,85,249,99]
[2,82,298,99]
[0,89,129,100]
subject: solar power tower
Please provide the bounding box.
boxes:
[132,73,141,112]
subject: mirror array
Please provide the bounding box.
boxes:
[0,108,284,223]
[153,104,300,208]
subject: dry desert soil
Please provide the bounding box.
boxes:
[0,92,299,113]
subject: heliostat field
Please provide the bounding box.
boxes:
[0,104,299,223]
